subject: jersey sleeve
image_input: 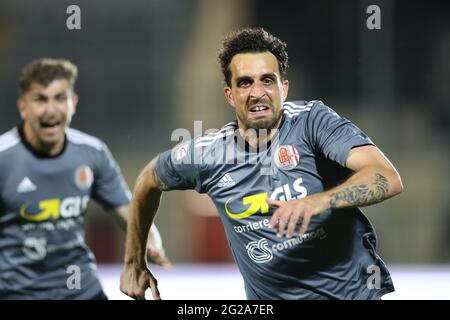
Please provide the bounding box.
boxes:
[306,101,374,167]
[92,143,131,209]
[155,140,203,192]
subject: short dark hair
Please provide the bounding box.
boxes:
[19,58,78,95]
[218,27,288,86]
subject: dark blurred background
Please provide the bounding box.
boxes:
[1,0,449,264]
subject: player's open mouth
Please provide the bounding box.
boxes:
[40,120,61,128]
[39,120,63,135]
[248,105,271,115]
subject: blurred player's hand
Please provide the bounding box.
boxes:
[266,193,329,238]
[120,264,160,300]
[145,243,172,269]
[146,225,173,269]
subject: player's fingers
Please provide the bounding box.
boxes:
[133,276,151,300]
[268,207,283,228]
[120,271,146,300]
[299,213,312,236]
[277,211,290,238]
[149,277,161,300]
[134,289,147,300]
[266,197,282,208]
[286,211,301,238]
[146,247,160,261]
[146,247,171,268]
[120,286,132,299]
[159,256,173,269]
[269,209,280,228]
[124,285,146,300]
[153,252,173,269]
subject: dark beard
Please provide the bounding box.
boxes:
[240,111,282,131]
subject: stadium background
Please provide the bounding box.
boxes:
[0,0,449,299]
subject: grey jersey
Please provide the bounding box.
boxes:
[156,100,394,300]
[0,125,131,299]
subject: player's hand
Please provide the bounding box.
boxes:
[146,225,173,269]
[146,243,172,269]
[120,264,161,300]
[266,193,330,238]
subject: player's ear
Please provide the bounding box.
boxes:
[71,93,78,115]
[224,86,235,107]
[281,79,289,102]
[17,97,26,120]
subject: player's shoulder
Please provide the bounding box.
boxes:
[0,127,21,154]
[193,121,237,150]
[66,128,106,152]
[282,100,325,120]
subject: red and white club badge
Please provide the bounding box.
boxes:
[75,165,94,190]
[274,145,300,170]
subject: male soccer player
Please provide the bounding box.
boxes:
[120,28,403,300]
[0,58,170,299]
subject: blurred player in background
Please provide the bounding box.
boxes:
[0,58,171,299]
[120,28,403,300]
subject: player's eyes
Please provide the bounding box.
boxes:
[238,81,251,87]
[262,77,274,85]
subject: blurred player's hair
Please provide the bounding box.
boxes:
[19,58,78,95]
[218,27,289,86]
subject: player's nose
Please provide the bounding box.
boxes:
[44,100,60,115]
[249,81,266,99]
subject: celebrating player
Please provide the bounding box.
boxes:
[0,58,171,299]
[120,28,402,300]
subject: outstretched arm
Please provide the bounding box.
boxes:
[267,145,403,238]
[120,156,166,300]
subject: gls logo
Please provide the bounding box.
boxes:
[270,178,307,201]
[225,177,307,219]
[20,196,89,222]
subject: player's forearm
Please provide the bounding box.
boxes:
[124,161,162,267]
[113,205,160,238]
[112,205,129,232]
[324,165,403,209]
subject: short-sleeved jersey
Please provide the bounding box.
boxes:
[0,125,131,299]
[156,100,394,300]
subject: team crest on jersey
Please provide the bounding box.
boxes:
[174,143,189,161]
[75,165,93,190]
[274,145,300,171]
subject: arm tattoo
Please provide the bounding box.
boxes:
[330,173,389,208]
[152,167,168,191]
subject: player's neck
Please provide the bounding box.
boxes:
[238,116,282,149]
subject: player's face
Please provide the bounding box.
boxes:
[224,52,289,131]
[17,79,78,154]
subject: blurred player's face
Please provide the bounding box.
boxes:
[224,52,289,131]
[17,79,78,155]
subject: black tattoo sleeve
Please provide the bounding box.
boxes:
[330,173,389,208]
